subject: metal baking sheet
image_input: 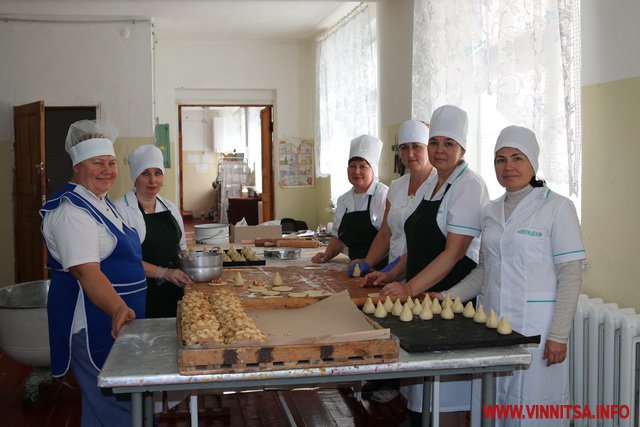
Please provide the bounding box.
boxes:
[367,313,540,353]
[263,248,301,260]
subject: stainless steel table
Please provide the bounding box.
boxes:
[99,318,531,427]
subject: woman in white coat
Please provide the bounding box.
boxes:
[349,120,436,277]
[444,125,586,426]
[312,135,388,268]
[114,145,192,318]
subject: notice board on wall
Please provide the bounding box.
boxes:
[278,138,314,187]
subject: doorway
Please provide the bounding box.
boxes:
[13,102,96,282]
[178,105,274,225]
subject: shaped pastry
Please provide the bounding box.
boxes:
[383,296,394,312]
[272,271,283,286]
[373,301,387,318]
[412,299,423,315]
[497,316,513,335]
[399,303,413,322]
[405,297,415,309]
[462,301,475,318]
[419,304,434,320]
[233,272,245,286]
[452,297,464,313]
[440,304,454,320]
[486,308,498,329]
[473,304,487,323]
[391,298,403,316]
[431,298,443,314]
[352,264,361,277]
[362,297,375,314]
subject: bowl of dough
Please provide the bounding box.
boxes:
[178,250,223,282]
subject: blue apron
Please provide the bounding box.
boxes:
[40,183,146,377]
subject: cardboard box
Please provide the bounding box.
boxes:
[229,224,282,243]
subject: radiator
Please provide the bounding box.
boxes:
[570,294,640,427]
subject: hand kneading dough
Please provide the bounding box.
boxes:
[391,298,403,316]
[440,304,454,320]
[485,309,498,329]
[473,304,487,323]
[452,297,464,313]
[497,316,513,335]
[272,271,283,286]
[412,299,423,315]
[383,296,394,312]
[373,301,387,318]
[431,298,443,314]
[419,304,433,320]
[462,301,475,318]
[352,264,361,277]
[362,297,375,314]
[399,303,413,322]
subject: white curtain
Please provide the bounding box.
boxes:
[316,4,378,202]
[412,0,581,202]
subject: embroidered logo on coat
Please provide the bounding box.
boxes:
[516,229,543,237]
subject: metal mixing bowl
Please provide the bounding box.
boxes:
[178,251,223,282]
[0,280,50,367]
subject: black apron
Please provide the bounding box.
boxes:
[337,186,387,271]
[404,184,476,292]
[139,199,183,318]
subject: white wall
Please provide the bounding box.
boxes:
[154,39,318,225]
[581,0,640,86]
[0,18,153,286]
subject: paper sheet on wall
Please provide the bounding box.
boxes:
[278,138,314,187]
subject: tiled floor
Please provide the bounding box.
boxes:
[0,349,409,426]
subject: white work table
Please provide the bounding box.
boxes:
[99,318,532,427]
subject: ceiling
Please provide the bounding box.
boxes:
[0,0,362,41]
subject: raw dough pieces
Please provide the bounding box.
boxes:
[352,264,361,277]
[462,301,475,318]
[362,297,376,314]
[473,304,487,323]
[440,304,454,320]
[391,298,403,316]
[419,304,433,320]
[497,316,513,335]
[486,309,498,329]
[452,297,464,313]
[272,271,283,286]
[431,299,443,314]
[399,303,413,322]
[373,301,387,318]
[383,297,394,312]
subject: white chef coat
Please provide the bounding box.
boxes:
[41,183,125,333]
[420,160,489,261]
[471,186,586,427]
[331,180,389,237]
[401,161,488,413]
[386,168,437,261]
[114,189,187,250]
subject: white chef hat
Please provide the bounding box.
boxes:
[128,144,165,183]
[349,134,383,176]
[65,119,117,166]
[494,125,540,173]
[398,120,429,146]
[428,105,468,149]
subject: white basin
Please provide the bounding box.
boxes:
[0,280,50,367]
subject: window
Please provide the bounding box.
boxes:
[412,0,582,209]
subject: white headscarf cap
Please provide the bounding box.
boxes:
[349,134,383,176]
[428,105,468,149]
[398,120,429,146]
[65,119,117,166]
[128,144,165,183]
[494,125,540,173]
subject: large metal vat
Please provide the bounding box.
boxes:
[0,280,50,367]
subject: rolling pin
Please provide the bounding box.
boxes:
[276,239,320,248]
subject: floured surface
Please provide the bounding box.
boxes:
[245,291,389,345]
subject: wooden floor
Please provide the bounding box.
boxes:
[0,350,409,427]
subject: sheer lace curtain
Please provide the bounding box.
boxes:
[316,4,378,202]
[412,0,582,204]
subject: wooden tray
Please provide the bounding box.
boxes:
[177,308,399,375]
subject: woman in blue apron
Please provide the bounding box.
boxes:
[365,106,489,425]
[115,145,192,318]
[312,135,388,270]
[41,120,146,426]
[444,126,586,427]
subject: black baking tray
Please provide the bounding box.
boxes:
[222,250,266,267]
[367,313,540,353]
[223,260,266,267]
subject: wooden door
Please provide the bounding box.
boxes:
[13,101,47,282]
[260,106,274,221]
